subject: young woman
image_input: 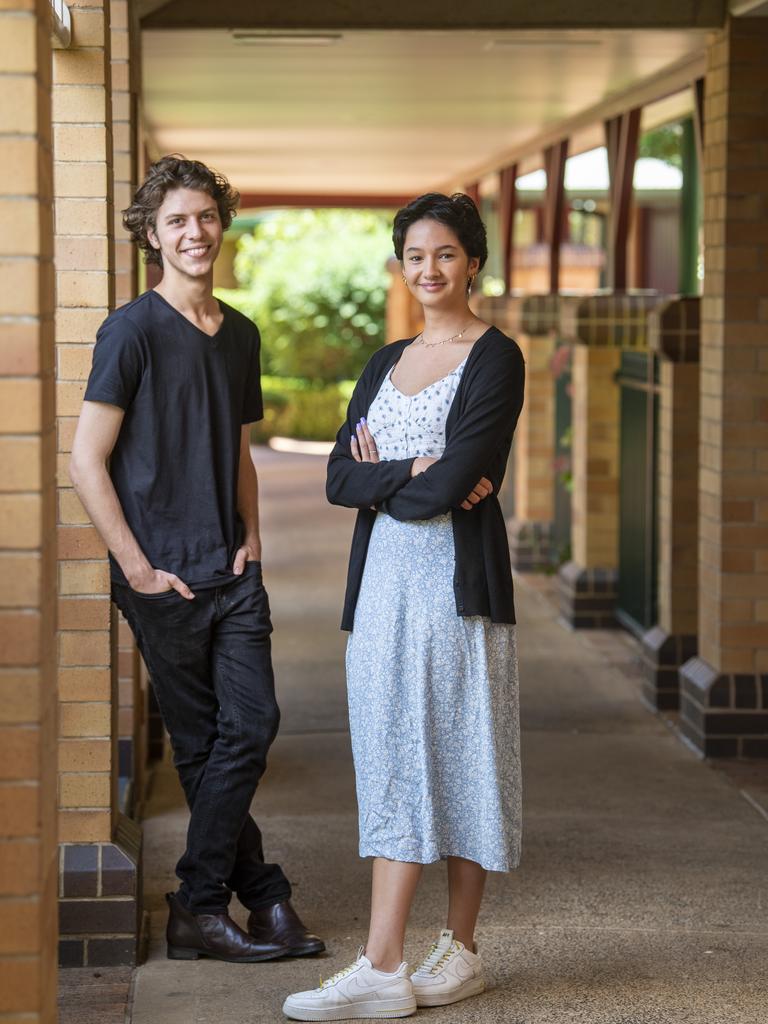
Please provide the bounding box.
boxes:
[283,193,525,1021]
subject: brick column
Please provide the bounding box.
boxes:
[557,294,659,627]
[385,256,421,343]
[111,0,139,306]
[53,0,141,967]
[508,296,557,569]
[0,3,57,1021]
[641,298,700,709]
[679,18,768,758]
[110,0,147,824]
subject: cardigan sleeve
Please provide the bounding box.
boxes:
[326,354,415,510]
[380,343,525,522]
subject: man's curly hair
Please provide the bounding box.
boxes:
[123,155,240,266]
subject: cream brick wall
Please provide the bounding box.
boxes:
[111,0,139,306]
[0,4,58,1021]
[700,17,768,675]
[54,0,116,845]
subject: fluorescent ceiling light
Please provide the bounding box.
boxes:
[231,31,342,46]
[485,37,603,50]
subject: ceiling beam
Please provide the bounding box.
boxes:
[237,192,412,210]
[604,108,641,291]
[543,140,568,295]
[136,0,177,19]
[729,0,768,14]
[499,164,518,293]
[142,0,726,29]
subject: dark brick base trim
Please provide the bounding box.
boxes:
[640,626,697,710]
[507,518,554,571]
[59,814,143,967]
[557,560,618,628]
[679,656,768,758]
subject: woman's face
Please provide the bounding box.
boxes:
[401,218,479,310]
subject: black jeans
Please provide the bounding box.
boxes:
[114,562,291,915]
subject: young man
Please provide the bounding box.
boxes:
[70,156,324,963]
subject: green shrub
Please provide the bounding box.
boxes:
[251,376,355,443]
[217,208,393,384]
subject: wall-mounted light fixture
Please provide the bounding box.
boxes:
[50,0,72,48]
[484,36,603,52]
[231,31,343,47]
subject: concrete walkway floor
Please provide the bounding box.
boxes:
[129,448,768,1024]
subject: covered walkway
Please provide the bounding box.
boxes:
[128,449,767,1024]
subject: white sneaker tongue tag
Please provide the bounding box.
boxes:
[437,929,454,951]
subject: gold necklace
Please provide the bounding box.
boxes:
[417,322,474,348]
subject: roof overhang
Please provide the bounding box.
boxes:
[142,26,711,199]
[140,0,727,30]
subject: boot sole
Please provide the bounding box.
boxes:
[414,976,485,1007]
[284,940,327,957]
[282,995,417,1020]
[167,944,287,963]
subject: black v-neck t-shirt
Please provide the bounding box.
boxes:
[84,290,264,589]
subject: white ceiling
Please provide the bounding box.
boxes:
[142,28,711,197]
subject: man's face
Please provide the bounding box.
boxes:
[147,187,223,280]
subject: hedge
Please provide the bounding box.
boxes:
[251,376,356,443]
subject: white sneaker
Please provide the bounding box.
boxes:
[282,947,417,1021]
[410,929,485,1007]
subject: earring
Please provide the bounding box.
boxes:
[402,274,407,283]
[467,275,475,296]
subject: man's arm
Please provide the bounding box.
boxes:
[69,401,194,598]
[233,424,261,574]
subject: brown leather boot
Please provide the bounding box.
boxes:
[166,892,288,962]
[247,899,325,957]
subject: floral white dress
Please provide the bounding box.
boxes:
[345,355,522,872]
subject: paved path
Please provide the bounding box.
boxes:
[130,448,768,1024]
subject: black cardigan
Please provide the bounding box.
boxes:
[326,326,525,631]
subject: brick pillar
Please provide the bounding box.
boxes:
[111,0,139,306]
[559,342,621,625]
[110,0,147,824]
[53,0,141,967]
[505,296,557,569]
[385,256,421,343]
[0,3,58,1021]
[557,294,659,627]
[641,298,700,709]
[679,18,768,758]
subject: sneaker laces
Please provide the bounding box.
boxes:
[318,949,364,989]
[413,939,457,977]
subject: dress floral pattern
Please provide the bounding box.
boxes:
[345,356,522,872]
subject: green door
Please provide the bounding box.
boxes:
[617,351,659,634]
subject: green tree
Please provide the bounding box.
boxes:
[637,124,683,169]
[217,209,393,382]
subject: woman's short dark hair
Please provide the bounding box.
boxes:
[392,192,488,271]
[123,155,240,266]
